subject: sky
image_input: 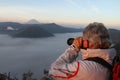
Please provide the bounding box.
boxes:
[0,0,120,28]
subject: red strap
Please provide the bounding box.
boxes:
[113,64,120,80]
[52,62,80,79]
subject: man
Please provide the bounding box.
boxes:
[48,22,116,80]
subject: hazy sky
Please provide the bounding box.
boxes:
[0,0,120,27]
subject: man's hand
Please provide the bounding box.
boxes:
[73,37,83,50]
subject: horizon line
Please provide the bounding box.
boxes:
[0,19,120,29]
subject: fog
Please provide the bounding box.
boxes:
[0,32,82,78]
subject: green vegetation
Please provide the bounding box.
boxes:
[0,71,37,80]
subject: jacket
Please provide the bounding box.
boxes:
[49,45,116,80]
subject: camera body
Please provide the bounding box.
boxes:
[67,37,89,49]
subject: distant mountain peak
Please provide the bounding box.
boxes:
[26,19,40,24]
[51,23,56,25]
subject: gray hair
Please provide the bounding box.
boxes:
[83,22,111,49]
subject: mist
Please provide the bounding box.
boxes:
[0,32,82,78]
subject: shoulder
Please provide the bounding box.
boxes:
[78,60,106,70]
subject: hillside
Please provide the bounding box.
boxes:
[0,22,82,33]
[0,22,119,40]
[109,29,120,43]
[38,23,82,33]
[0,22,83,38]
[109,29,120,54]
[12,26,54,38]
[0,22,26,35]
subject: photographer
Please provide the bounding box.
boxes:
[48,22,116,80]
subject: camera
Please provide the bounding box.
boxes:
[67,38,74,46]
[67,37,89,49]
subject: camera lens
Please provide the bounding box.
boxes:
[67,38,74,46]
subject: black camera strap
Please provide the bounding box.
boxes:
[85,57,112,71]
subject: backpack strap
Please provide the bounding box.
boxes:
[113,55,120,65]
[85,57,113,71]
[85,57,113,80]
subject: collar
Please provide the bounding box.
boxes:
[81,48,116,64]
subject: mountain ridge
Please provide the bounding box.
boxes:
[12,26,54,38]
[0,22,83,38]
[0,22,120,40]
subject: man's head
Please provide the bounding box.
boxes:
[83,22,111,49]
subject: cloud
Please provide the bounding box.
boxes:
[64,0,81,9]
[91,5,101,13]
[0,6,52,22]
[0,33,82,78]
[0,7,25,14]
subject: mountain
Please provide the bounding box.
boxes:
[0,22,82,34]
[0,22,26,35]
[1,22,120,40]
[0,22,23,29]
[12,26,54,38]
[0,22,28,31]
[0,22,83,38]
[108,29,120,43]
[38,23,82,33]
[26,19,40,24]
